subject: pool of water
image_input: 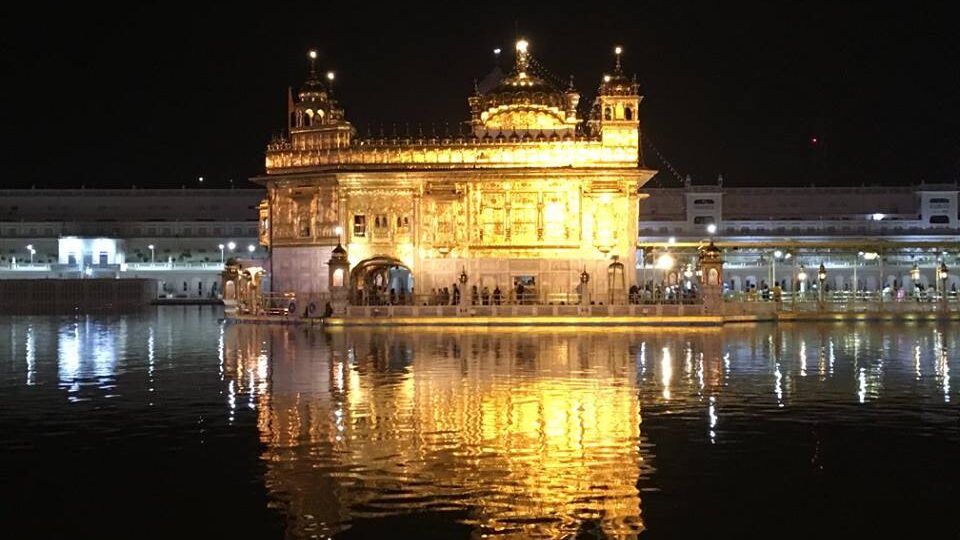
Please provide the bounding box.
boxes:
[1,307,958,538]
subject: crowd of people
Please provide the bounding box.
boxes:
[354,282,540,306]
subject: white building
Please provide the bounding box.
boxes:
[637,181,960,295]
[0,188,266,299]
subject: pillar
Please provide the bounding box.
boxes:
[698,241,724,315]
[326,243,350,316]
[221,259,241,317]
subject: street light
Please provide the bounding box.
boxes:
[938,261,949,300]
[219,243,225,263]
[148,244,155,263]
[818,262,827,303]
[26,244,35,264]
[247,244,255,254]
[796,264,807,299]
[655,253,675,271]
[227,241,236,252]
[771,250,783,289]
[706,223,717,235]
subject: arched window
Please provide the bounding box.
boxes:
[624,107,633,120]
[603,107,612,121]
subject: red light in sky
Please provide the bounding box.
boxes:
[810,137,818,145]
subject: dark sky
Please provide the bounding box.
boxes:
[2,2,958,189]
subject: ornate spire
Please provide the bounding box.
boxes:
[307,50,319,82]
[515,39,530,74]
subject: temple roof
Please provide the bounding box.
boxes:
[468,40,580,134]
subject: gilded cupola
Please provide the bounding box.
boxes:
[468,39,580,138]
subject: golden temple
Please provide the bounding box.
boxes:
[255,40,654,302]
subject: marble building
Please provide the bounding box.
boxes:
[255,40,653,302]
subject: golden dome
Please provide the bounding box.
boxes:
[468,39,580,136]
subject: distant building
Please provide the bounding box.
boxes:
[0,188,266,299]
[638,182,960,294]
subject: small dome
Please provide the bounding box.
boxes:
[330,242,348,262]
[699,241,722,261]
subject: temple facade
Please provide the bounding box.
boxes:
[255,40,654,303]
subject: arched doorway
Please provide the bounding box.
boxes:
[350,256,414,305]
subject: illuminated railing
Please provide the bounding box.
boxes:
[0,263,53,271]
[123,262,225,271]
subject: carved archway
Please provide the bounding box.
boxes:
[350,256,413,305]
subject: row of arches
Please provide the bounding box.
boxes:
[290,108,326,128]
[602,104,633,121]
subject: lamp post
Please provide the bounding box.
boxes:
[655,252,675,301]
[580,267,590,308]
[772,250,783,289]
[247,244,255,254]
[26,244,35,264]
[797,264,808,300]
[227,241,236,253]
[910,263,921,299]
[938,261,949,302]
[853,251,863,300]
[148,244,155,263]
[818,262,827,304]
[219,244,225,263]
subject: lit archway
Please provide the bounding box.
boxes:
[350,256,414,305]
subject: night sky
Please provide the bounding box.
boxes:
[2,3,958,189]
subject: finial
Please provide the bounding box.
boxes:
[567,74,575,90]
[473,78,480,95]
[307,50,318,80]
[614,45,623,72]
[493,47,502,60]
[515,38,530,73]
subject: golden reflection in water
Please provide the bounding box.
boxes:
[225,326,655,538]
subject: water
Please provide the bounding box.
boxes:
[1,308,958,538]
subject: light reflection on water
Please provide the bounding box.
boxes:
[222,323,960,539]
[1,313,959,538]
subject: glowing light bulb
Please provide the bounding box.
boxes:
[615,46,623,55]
[308,50,317,60]
[326,71,335,81]
[516,39,529,53]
